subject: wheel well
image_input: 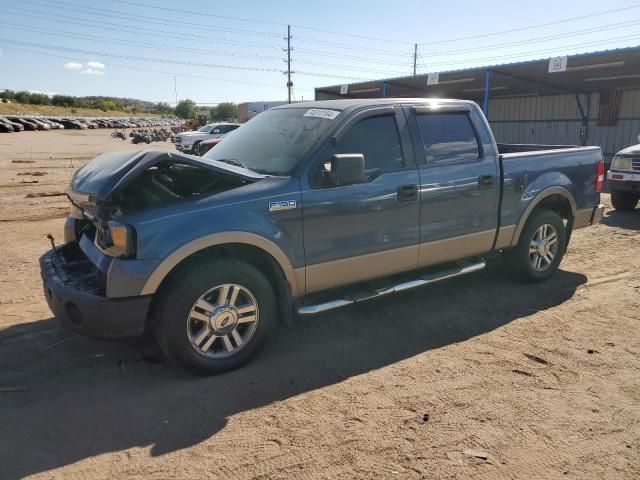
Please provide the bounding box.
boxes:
[151,243,293,327]
[535,194,573,221]
[530,194,574,252]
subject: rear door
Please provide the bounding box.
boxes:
[406,105,500,267]
[301,106,420,293]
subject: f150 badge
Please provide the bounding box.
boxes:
[269,200,297,212]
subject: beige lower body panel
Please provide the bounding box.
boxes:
[573,206,604,229]
[494,225,517,249]
[417,229,495,268]
[304,229,500,295]
[305,244,419,294]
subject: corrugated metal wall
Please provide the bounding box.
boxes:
[488,89,640,158]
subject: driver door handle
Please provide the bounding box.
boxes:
[397,184,418,202]
[478,175,495,188]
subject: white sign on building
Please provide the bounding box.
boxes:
[427,72,440,85]
[548,56,568,73]
[340,84,349,95]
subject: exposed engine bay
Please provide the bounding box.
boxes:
[110,160,248,214]
[68,157,253,255]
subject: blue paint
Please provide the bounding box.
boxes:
[482,69,491,117]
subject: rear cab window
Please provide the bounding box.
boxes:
[415,113,480,165]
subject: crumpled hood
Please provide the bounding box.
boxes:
[616,144,640,157]
[69,150,266,203]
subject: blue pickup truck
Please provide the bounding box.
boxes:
[41,99,605,374]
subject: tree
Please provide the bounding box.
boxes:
[175,99,196,119]
[211,102,238,121]
[155,102,174,115]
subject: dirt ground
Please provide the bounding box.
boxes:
[0,129,639,480]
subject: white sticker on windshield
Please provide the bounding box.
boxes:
[303,108,340,120]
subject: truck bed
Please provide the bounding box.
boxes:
[497,144,602,230]
[497,143,579,155]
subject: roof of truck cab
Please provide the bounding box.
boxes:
[271,98,475,111]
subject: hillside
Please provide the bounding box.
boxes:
[0,103,161,118]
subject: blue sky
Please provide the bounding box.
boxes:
[1,0,640,105]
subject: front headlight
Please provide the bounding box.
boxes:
[106,221,136,258]
[611,156,633,172]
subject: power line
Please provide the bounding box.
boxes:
[109,0,414,45]
[418,2,640,45]
[0,22,283,61]
[0,22,412,76]
[0,39,375,81]
[417,34,640,69]
[99,0,640,52]
[294,35,413,56]
[25,0,282,38]
[6,7,283,50]
[418,18,640,57]
[1,45,311,93]
[22,0,413,58]
[7,7,413,67]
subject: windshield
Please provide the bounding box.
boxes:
[197,125,212,132]
[203,108,339,175]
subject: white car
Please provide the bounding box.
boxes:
[174,123,240,154]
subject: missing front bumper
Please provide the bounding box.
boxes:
[40,245,151,339]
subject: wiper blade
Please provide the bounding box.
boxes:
[217,158,248,169]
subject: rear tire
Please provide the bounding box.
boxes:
[504,209,566,283]
[611,190,638,211]
[153,259,276,375]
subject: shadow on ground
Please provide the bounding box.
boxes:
[0,265,586,479]
[600,208,640,230]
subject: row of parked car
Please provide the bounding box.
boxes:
[0,116,183,133]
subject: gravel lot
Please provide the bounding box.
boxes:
[1,129,639,479]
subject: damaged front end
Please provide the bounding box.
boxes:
[41,150,265,338]
[65,150,263,258]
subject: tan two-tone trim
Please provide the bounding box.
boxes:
[417,229,495,268]
[305,244,419,294]
[508,186,577,247]
[494,225,517,250]
[305,229,497,294]
[140,232,304,297]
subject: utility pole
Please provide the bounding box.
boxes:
[284,25,293,104]
[413,44,418,76]
[174,75,178,105]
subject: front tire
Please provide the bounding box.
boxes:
[191,141,200,155]
[505,209,566,283]
[153,259,276,375]
[611,190,638,211]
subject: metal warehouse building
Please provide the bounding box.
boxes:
[315,46,640,162]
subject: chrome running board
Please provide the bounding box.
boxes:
[297,259,486,315]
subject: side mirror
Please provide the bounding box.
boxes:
[331,153,365,186]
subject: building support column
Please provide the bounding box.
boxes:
[482,69,491,117]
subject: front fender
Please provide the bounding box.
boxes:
[139,231,303,297]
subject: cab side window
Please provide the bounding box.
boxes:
[335,115,404,175]
[416,113,480,165]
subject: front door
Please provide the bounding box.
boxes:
[301,107,420,293]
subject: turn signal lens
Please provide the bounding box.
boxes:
[107,221,135,257]
[595,159,605,193]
